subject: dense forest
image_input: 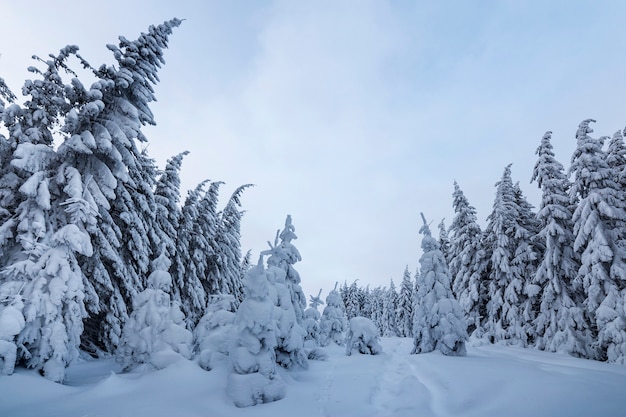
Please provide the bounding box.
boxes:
[0,19,624,407]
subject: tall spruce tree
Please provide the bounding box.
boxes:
[381,279,398,337]
[531,131,591,357]
[438,219,451,265]
[448,181,489,337]
[396,266,414,337]
[154,151,188,264]
[262,215,308,369]
[483,165,530,345]
[569,120,626,361]
[212,185,252,304]
[512,181,542,343]
[174,181,210,327]
[0,46,99,379]
[412,213,467,356]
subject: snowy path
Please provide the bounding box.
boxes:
[370,339,432,416]
[2,338,626,417]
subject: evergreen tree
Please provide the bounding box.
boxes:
[344,280,361,320]
[83,19,183,353]
[117,250,192,371]
[309,289,324,311]
[227,257,286,407]
[438,219,451,265]
[174,182,210,327]
[319,284,347,346]
[262,216,308,369]
[381,279,398,337]
[195,181,222,298]
[483,165,530,345]
[0,48,99,380]
[212,185,252,304]
[396,266,413,337]
[358,286,372,320]
[263,215,306,323]
[448,181,489,336]
[604,129,626,191]
[569,119,626,361]
[194,294,237,371]
[512,181,542,343]
[531,131,592,357]
[0,281,25,375]
[370,286,385,335]
[412,213,467,356]
[154,151,188,269]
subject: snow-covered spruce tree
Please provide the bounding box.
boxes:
[173,181,210,327]
[303,289,324,348]
[193,180,222,299]
[396,266,414,337]
[531,131,592,357]
[343,280,361,320]
[211,184,252,305]
[6,152,95,381]
[264,215,307,323]
[154,151,188,264]
[412,213,467,356]
[0,50,102,381]
[605,129,626,191]
[319,284,348,346]
[227,257,286,408]
[261,216,308,369]
[0,82,21,266]
[448,181,489,337]
[513,181,543,343]
[11,223,93,382]
[0,282,25,375]
[309,289,325,311]
[194,294,237,371]
[117,250,192,371]
[438,219,451,265]
[482,165,534,346]
[358,285,372,320]
[569,120,626,362]
[58,19,184,353]
[411,267,421,336]
[382,279,398,337]
[303,306,321,348]
[370,286,385,335]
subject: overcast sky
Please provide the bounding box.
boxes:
[3,1,626,299]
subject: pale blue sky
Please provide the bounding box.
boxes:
[3,1,626,298]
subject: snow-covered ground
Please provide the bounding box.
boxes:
[1,337,625,417]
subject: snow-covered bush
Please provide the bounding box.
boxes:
[227,258,286,408]
[193,294,237,371]
[0,282,25,375]
[345,317,382,356]
[319,286,347,346]
[117,251,193,371]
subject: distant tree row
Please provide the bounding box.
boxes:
[341,121,626,364]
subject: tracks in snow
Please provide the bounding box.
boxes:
[370,341,453,417]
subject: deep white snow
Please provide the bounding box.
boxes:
[1,337,625,417]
